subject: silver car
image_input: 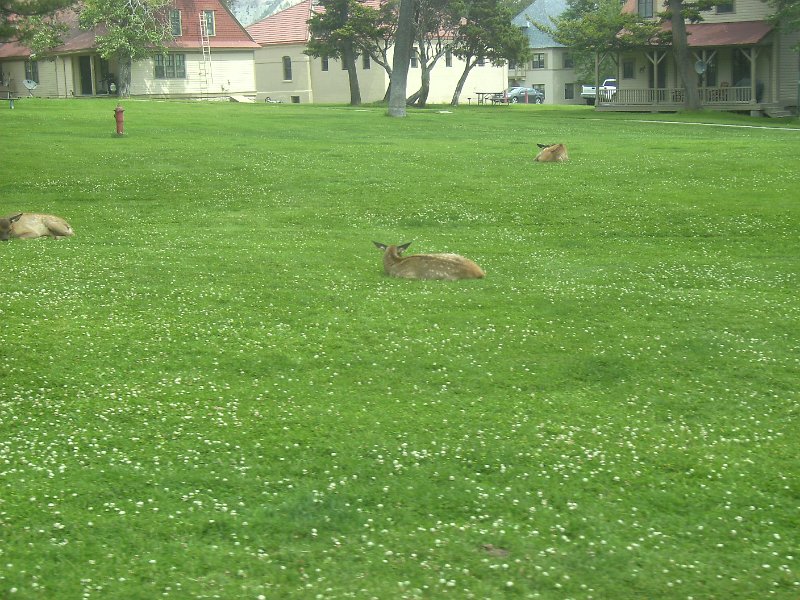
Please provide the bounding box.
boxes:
[492,87,545,104]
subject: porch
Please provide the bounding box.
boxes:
[596,85,761,113]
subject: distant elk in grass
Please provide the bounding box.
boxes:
[373,242,485,281]
[534,143,569,162]
[0,213,75,241]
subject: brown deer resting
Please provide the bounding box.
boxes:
[534,143,569,162]
[0,213,74,240]
[373,242,485,280]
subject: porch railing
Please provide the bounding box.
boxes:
[606,86,753,106]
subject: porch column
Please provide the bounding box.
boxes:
[749,47,758,107]
[90,56,97,96]
[771,39,778,104]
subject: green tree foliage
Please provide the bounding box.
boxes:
[353,0,397,85]
[538,0,661,84]
[766,0,800,49]
[26,15,68,58]
[502,0,532,15]
[449,0,531,106]
[407,0,461,107]
[79,0,172,97]
[307,0,385,106]
[1,0,74,43]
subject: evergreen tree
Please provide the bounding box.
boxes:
[1,0,74,43]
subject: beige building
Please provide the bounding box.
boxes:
[246,0,509,105]
[0,0,259,99]
[510,0,582,105]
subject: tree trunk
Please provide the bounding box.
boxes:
[450,57,475,106]
[668,0,702,110]
[414,57,431,107]
[118,55,132,98]
[343,42,361,106]
[388,0,414,117]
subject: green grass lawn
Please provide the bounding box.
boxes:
[1,98,798,599]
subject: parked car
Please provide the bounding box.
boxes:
[580,78,617,105]
[492,87,544,104]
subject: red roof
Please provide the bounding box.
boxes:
[246,0,382,46]
[0,41,30,59]
[660,20,773,47]
[246,0,314,46]
[170,0,258,49]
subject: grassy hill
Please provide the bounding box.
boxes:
[1,99,798,598]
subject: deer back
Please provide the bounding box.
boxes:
[1,213,74,239]
[534,143,569,162]
[374,242,484,280]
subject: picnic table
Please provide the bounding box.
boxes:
[1,85,20,108]
[475,91,501,105]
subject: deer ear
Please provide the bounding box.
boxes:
[373,241,387,251]
[398,242,412,253]
[536,143,548,149]
[10,213,23,223]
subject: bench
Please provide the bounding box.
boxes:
[1,85,21,106]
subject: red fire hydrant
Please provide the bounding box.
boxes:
[114,104,124,136]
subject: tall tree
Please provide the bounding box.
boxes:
[388,0,413,116]
[449,0,530,106]
[665,0,699,108]
[79,0,172,97]
[353,0,398,101]
[307,0,373,106]
[1,0,74,43]
[766,0,800,49]
[661,0,735,109]
[407,0,461,107]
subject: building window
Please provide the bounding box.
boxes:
[565,83,574,100]
[445,49,452,67]
[563,53,574,69]
[638,0,653,18]
[410,48,418,69]
[170,10,182,36]
[24,60,39,83]
[531,53,545,69]
[202,10,215,36]
[282,56,292,81]
[716,0,733,13]
[532,84,545,97]
[623,60,635,79]
[362,54,370,69]
[154,54,186,79]
[477,56,485,66]
[321,56,329,71]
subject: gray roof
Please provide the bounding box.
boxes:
[513,0,568,48]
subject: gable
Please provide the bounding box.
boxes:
[170,0,259,49]
[513,0,568,49]
[246,0,382,47]
[246,0,313,45]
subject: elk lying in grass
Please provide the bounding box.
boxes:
[373,242,485,280]
[0,213,75,240]
[534,143,569,162]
